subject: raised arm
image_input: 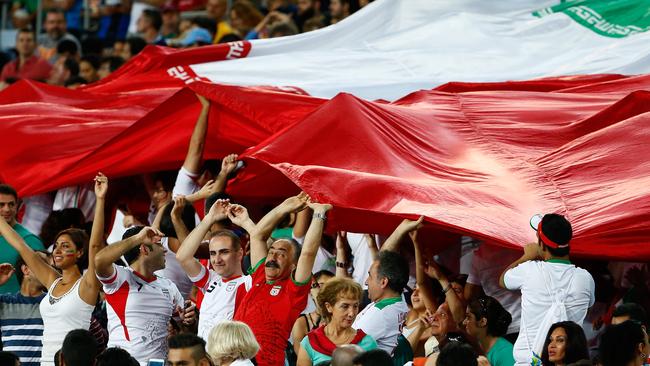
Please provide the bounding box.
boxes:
[94,226,163,278]
[0,217,60,288]
[185,179,217,203]
[182,94,210,175]
[292,207,311,239]
[381,216,424,253]
[227,204,257,235]
[335,231,350,278]
[80,173,108,303]
[169,196,191,252]
[499,243,539,288]
[294,202,333,284]
[213,153,240,194]
[176,199,229,278]
[249,192,310,266]
[424,261,465,325]
[409,224,437,312]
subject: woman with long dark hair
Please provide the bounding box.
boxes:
[0,174,107,365]
[541,321,589,366]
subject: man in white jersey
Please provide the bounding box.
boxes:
[176,199,256,340]
[499,213,595,366]
[94,226,186,365]
[352,219,413,355]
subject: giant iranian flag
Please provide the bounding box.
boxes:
[1,0,649,259]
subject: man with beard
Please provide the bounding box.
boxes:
[37,9,81,63]
[95,226,188,364]
[233,192,332,366]
[0,253,48,366]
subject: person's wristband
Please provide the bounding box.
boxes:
[313,212,327,221]
[336,261,347,268]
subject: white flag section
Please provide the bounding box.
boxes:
[189,0,650,100]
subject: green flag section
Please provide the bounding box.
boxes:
[534,0,650,38]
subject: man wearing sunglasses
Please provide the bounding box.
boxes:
[499,213,595,366]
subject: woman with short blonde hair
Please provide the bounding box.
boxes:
[207,320,260,366]
[297,277,377,366]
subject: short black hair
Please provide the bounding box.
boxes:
[142,9,163,31]
[126,36,147,57]
[268,21,298,38]
[201,159,221,177]
[376,250,409,294]
[45,8,66,18]
[168,333,207,362]
[436,342,478,366]
[599,320,646,366]
[204,192,233,227]
[96,347,139,366]
[159,202,196,239]
[352,349,392,366]
[100,56,125,72]
[0,351,19,366]
[80,54,101,70]
[612,303,648,327]
[541,321,589,366]
[204,192,232,213]
[57,39,79,55]
[0,184,18,201]
[122,226,145,264]
[540,214,572,257]
[467,296,512,337]
[64,76,87,87]
[61,329,98,366]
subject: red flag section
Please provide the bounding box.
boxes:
[1,74,649,260]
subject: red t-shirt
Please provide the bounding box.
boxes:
[233,259,311,366]
[0,55,52,82]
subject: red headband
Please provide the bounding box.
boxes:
[537,221,569,249]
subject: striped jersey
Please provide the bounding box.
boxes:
[0,292,45,366]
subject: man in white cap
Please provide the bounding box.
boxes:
[499,213,595,366]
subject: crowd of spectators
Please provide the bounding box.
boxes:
[0,0,372,90]
[0,93,649,366]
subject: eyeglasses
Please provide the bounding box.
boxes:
[311,282,321,289]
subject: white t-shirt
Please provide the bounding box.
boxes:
[190,266,252,340]
[98,264,184,365]
[467,243,522,334]
[353,295,409,354]
[347,233,377,287]
[173,167,201,198]
[53,184,96,222]
[155,237,195,300]
[504,260,595,366]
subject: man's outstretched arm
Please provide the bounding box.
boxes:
[294,202,333,284]
[182,94,210,175]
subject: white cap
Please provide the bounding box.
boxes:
[529,213,544,231]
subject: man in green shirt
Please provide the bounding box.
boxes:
[0,184,44,294]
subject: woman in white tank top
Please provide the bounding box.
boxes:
[0,174,108,365]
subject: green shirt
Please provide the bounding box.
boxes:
[0,223,44,294]
[487,337,515,366]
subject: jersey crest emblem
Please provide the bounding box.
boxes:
[226,282,236,292]
[270,285,282,296]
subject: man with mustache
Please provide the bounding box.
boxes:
[234,192,332,366]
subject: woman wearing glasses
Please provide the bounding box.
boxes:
[463,296,515,366]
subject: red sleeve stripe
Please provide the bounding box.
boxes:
[98,270,118,284]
